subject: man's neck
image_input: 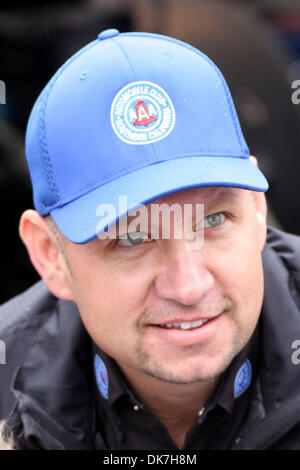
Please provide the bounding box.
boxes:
[118,364,219,449]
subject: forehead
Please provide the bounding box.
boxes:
[145,186,246,208]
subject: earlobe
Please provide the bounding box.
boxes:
[19,210,74,301]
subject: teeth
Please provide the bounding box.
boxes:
[163,319,209,330]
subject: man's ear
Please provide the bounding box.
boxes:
[250,155,258,166]
[19,210,74,300]
[250,156,268,249]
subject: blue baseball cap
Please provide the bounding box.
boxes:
[25,29,268,243]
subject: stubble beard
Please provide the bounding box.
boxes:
[134,333,243,385]
[134,298,240,385]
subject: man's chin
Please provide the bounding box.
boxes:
[132,332,243,385]
[139,354,236,385]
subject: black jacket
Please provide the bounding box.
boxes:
[1,226,300,450]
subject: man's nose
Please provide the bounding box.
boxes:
[153,241,215,306]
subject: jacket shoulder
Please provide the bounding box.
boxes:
[0,280,55,336]
[265,226,300,308]
[0,281,58,419]
[265,226,300,272]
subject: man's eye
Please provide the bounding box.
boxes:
[117,231,150,247]
[204,212,225,228]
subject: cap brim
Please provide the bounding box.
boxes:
[51,156,268,244]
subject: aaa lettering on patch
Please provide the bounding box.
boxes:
[111,81,175,145]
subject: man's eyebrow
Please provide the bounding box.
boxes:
[203,188,242,211]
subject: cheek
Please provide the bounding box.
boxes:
[208,230,264,322]
[206,243,263,354]
[228,252,264,311]
[69,256,156,347]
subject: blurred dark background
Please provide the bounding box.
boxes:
[1,0,300,303]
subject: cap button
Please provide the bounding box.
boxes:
[98,29,120,40]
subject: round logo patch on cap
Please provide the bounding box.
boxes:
[94,354,109,400]
[234,359,252,398]
[111,80,175,145]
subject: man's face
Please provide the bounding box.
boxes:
[63,186,266,385]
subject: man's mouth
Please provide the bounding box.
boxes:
[146,311,227,346]
[158,318,210,330]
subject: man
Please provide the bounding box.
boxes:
[1,29,300,450]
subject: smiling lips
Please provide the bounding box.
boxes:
[154,312,223,331]
[147,311,225,346]
[159,318,210,330]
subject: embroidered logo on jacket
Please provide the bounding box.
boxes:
[234,359,252,398]
[94,354,109,400]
